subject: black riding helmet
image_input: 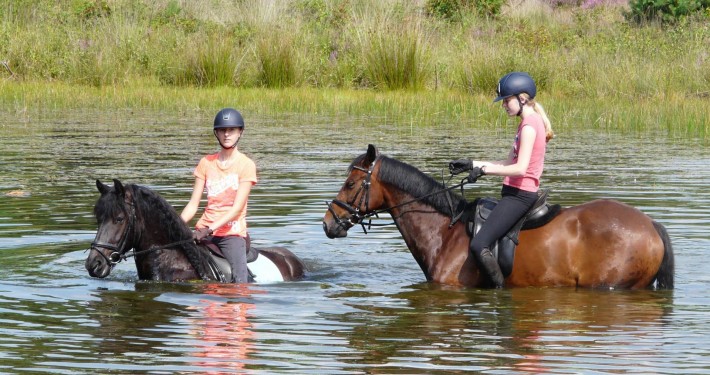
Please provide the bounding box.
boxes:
[213,108,245,129]
[213,108,244,149]
[493,72,536,102]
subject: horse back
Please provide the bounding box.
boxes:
[510,199,667,289]
[257,247,307,281]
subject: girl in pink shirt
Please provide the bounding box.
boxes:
[449,72,554,287]
[180,108,257,283]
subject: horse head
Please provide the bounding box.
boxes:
[86,179,137,278]
[323,144,387,238]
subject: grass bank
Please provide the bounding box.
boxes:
[3,82,706,139]
[0,0,708,138]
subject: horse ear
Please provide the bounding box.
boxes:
[366,144,379,164]
[96,180,110,195]
[113,179,125,197]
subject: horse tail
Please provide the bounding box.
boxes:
[652,220,674,290]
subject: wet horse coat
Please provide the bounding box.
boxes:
[323,145,673,289]
[86,179,305,283]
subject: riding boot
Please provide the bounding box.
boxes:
[478,248,505,288]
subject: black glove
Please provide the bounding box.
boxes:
[449,159,473,175]
[467,166,485,183]
[193,227,213,241]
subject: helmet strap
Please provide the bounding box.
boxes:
[516,95,524,117]
[214,130,239,149]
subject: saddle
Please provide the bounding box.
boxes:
[198,234,259,282]
[465,189,561,277]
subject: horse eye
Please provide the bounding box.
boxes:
[116,216,125,223]
[346,180,356,189]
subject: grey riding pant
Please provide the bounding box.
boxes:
[211,235,249,283]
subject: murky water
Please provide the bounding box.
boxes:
[1,109,709,373]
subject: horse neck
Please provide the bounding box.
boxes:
[383,188,455,266]
[132,195,188,250]
[129,188,206,281]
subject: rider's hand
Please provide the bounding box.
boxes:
[449,159,473,175]
[193,227,213,241]
[467,166,485,183]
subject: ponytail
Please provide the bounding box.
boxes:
[532,101,554,142]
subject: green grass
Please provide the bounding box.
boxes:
[0,0,708,138]
[2,81,706,139]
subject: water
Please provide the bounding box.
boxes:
[1,109,709,374]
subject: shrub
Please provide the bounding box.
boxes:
[426,0,505,19]
[626,0,710,23]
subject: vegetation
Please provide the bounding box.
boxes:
[0,0,708,138]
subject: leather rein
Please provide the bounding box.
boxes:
[326,156,468,234]
[89,195,192,267]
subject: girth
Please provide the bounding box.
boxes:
[466,189,561,276]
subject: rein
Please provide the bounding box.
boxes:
[110,238,196,264]
[89,192,193,266]
[326,157,469,234]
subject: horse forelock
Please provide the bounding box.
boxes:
[94,188,125,223]
[377,156,465,216]
[348,153,368,172]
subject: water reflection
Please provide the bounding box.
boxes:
[1,109,709,373]
[187,283,257,373]
[330,284,674,373]
[87,286,193,358]
[507,288,674,373]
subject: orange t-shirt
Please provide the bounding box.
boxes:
[194,151,257,237]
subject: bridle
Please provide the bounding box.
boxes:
[326,158,379,233]
[89,198,138,267]
[326,156,469,234]
[89,195,192,267]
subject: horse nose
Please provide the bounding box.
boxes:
[322,221,336,239]
[323,220,346,239]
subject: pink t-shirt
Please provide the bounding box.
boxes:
[194,151,257,237]
[503,113,546,192]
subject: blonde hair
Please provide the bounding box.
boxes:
[521,93,554,142]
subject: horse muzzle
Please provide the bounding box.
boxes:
[322,218,351,239]
[85,247,116,278]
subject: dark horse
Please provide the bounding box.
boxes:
[86,179,305,282]
[323,145,674,289]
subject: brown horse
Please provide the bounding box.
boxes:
[323,145,674,289]
[86,179,305,283]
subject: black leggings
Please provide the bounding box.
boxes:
[470,185,538,257]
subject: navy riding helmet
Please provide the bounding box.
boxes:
[493,72,537,102]
[213,108,244,149]
[213,108,245,129]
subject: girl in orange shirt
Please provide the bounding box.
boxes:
[181,108,257,283]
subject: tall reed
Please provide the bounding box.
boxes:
[0,0,708,137]
[256,30,298,88]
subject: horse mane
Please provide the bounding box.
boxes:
[96,184,212,279]
[351,154,466,216]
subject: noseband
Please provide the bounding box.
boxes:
[90,199,137,266]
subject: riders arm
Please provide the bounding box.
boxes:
[180,177,205,224]
[478,125,536,176]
